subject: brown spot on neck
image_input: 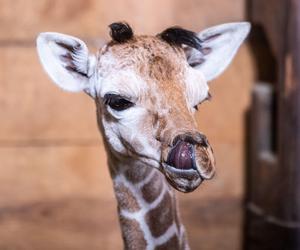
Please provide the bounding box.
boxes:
[124,164,153,184]
[114,183,140,212]
[141,171,163,203]
[145,192,174,237]
[119,216,147,249]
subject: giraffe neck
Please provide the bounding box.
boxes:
[110,160,190,250]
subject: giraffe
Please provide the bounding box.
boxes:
[36,22,250,250]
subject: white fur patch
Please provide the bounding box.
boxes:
[99,68,148,100]
[185,66,209,108]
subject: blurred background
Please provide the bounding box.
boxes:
[1,0,298,249]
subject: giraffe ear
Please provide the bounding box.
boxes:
[36,32,96,94]
[185,22,251,82]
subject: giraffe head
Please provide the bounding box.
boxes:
[37,22,250,193]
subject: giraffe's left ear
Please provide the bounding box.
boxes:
[186,22,251,82]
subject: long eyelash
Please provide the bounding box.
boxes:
[207,92,212,101]
[194,92,212,110]
[103,95,110,105]
[103,94,134,112]
[103,94,126,104]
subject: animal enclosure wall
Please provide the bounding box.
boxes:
[0,1,254,249]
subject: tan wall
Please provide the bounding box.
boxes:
[0,1,254,249]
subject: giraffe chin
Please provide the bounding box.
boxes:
[161,163,203,193]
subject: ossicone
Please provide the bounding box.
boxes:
[109,22,134,43]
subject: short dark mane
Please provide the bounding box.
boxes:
[109,22,134,43]
[158,26,202,51]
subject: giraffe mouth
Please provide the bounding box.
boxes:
[162,140,215,193]
[162,163,203,192]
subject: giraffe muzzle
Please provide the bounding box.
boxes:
[162,133,216,192]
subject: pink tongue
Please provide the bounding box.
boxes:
[167,141,194,170]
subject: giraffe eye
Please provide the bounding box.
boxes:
[193,92,212,111]
[104,94,134,111]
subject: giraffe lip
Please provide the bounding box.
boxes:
[161,162,202,193]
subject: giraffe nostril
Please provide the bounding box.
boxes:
[172,135,181,147]
[172,132,206,147]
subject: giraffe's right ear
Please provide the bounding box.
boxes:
[36,32,96,94]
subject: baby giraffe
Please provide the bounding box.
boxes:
[36,22,250,250]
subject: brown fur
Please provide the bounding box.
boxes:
[119,216,147,250]
[141,171,163,203]
[124,164,153,184]
[145,192,174,237]
[115,183,140,212]
[99,35,205,162]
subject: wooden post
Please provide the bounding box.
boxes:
[244,83,278,250]
[245,0,300,249]
[276,0,300,245]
